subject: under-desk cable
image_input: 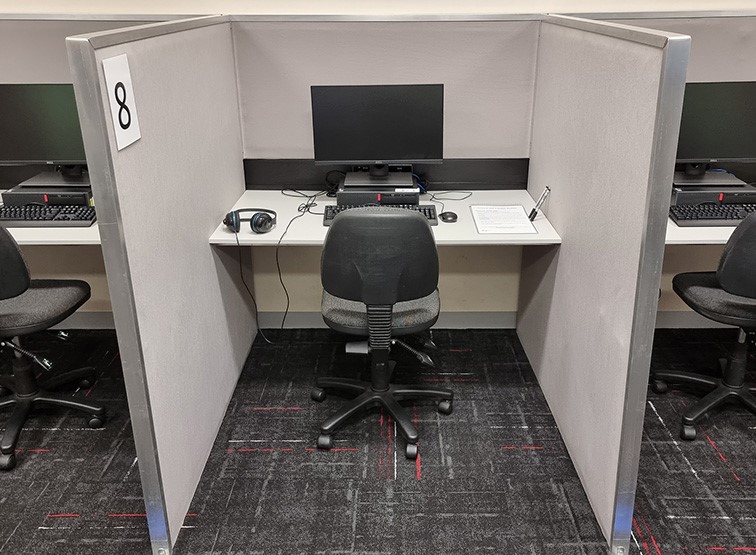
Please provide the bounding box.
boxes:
[275,189,327,332]
[234,231,273,344]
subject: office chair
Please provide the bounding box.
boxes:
[652,213,756,440]
[311,207,453,459]
[0,228,106,470]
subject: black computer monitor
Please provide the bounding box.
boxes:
[311,84,443,186]
[676,81,756,165]
[0,84,86,165]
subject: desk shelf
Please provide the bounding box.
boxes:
[210,190,562,247]
[665,219,735,245]
[7,223,102,246]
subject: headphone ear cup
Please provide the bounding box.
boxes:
[251,212,274,234]
[223,211,241,233]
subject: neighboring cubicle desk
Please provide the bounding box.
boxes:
[67,14,688,555]
[0,14,179,327]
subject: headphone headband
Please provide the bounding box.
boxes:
[231,208,277,224]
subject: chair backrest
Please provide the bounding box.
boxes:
[321,207,439,306]
[0,228,30,301]
[717,212,756,298]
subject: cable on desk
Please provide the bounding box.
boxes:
[426,190,472,214]
[411,173,427,193]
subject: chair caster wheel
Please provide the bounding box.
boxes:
[317,434,332,450]
[438,399,453,415]
[680,424,696,441]
[79,378,95,389]
[651,379,668,394]
[405,443,418,460]
[0,453,16,471]
[311,388,326,402]
[88,415,105,429]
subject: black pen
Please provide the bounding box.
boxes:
[528,186,551,221]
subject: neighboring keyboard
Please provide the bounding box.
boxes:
[669,203,756,227]
[323,204,438,226]
[0,205,97,227]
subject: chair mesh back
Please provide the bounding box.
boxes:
[717,212,756,298]
[321,207,439,306]
[0,228,30,300]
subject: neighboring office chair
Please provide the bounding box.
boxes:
[311,207,453,459]
[0,228,106,470]
[652,213,756,440]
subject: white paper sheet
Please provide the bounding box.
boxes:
[470,205,537,234]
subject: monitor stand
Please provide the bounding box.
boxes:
[343,164,415,188]
[673,170,746,188]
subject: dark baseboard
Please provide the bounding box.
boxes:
[243,158,529,191]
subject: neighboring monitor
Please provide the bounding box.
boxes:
[675,82,756,187]
[0,84,87,165]
[311,84,443,187]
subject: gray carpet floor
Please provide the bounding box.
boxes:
[0,328,754,554]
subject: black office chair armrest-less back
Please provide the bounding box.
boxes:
[313,208,452,459]
[0,228,106,470]
[652,213,756,440]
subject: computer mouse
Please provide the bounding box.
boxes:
[440,211,458,223]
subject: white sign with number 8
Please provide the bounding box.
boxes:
[102,54,141,151]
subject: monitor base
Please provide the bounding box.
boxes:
[673,170,746,187]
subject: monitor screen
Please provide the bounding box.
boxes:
[0,84,86,165]
[311,84,444,164]
[676,81,756,163]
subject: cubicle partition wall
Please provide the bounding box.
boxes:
[518,15,689,554]
[67,16,254,550]
[66,13,690,555]
[230,18,539,158]
[0,16,167,83]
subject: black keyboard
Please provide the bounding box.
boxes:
[323,204,438,226]
[669,203,756,227]
[0,205,97,227]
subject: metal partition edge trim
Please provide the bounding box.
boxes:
[227,13,544,22]
[609,34,691,555]
[69,14,227,49]
[571,10,756,20]
[65,36,173,555]
[544,14,679,47]
[0,14,191,21]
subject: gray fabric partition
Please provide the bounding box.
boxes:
[67,16,253,552]
[232,19,540,159]
[518,16,689,554]
[0,18,161,83]
[610,15,756,82]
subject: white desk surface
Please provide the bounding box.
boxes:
[665,219,734,245]
[209,189,563,246]
[7,223,101,246]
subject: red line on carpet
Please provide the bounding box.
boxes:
[706,433,741,482]
[632,517,644,539]
[640,515,663,555]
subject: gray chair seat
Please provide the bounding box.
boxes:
[673,272,756,329]
[0,279,90,338]
[322,289,440,336]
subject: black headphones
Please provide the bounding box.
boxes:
[223,208,277,234]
